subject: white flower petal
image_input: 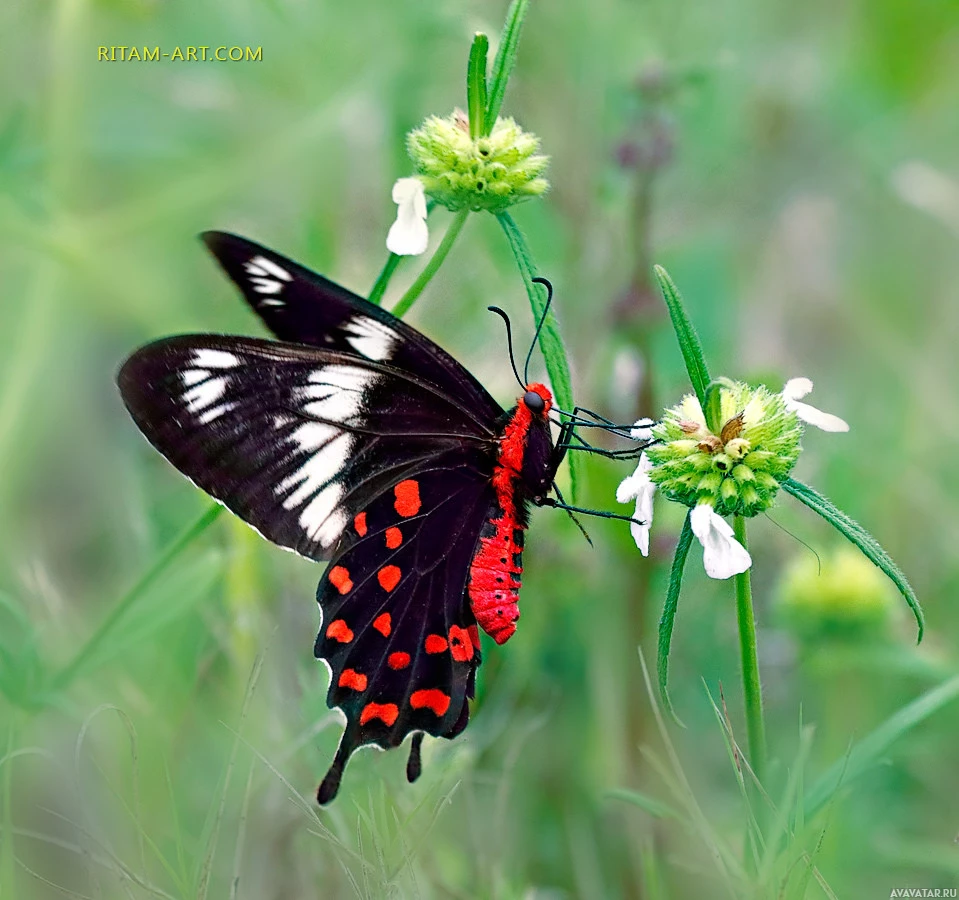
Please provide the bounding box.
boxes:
[617,453,655,555]
[782,376,849,433]
[789,401,850,432]
[782,377,813,402]
[386,178,428,256]
[690,504,752,579]
[630,417,655,442]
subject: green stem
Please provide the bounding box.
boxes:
[367,253,401,305]
[733,515,766,784]
[391,209,470,320]
[51,504,224,692]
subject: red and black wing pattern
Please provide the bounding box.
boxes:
[314,454,492,802]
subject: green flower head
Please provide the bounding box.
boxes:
[407,109,549,214]
[644,378,847,519]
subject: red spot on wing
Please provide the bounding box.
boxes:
[394,480,421,517]
[373,613,392,636]
[353,512,367,536]
[424,634,448,654]
[388,651,411,670]
[328,565,353,594]
[385,526,403,549]
[338,668,367,691]
[467,625,481,651]
[448,625,474,662]
[360,703,399,726]
[326,619,353,643]
[410,689,450,716]
[377,565,401,592]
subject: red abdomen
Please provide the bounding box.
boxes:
[468,504,525,644]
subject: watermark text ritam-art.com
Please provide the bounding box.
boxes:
[889,890,957,898]
[97,46,262,62]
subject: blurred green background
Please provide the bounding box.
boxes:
[2,0,958,897]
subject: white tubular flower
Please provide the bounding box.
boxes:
[690,504,752,579]
[616,452,656,556]
[386,178,428,256]
[782,378,849,433]
[630,417,655,442]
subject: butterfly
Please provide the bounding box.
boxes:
[118,233,640,803]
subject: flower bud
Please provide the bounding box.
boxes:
[406,110,549,214]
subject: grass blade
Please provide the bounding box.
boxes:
[804,673,959,818]
[466,33,489,140]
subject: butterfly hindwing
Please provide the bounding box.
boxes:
[202,232,502,424]
[118,335,498,561]
[314,454,492,801]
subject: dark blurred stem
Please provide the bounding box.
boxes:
[733,516,766,786]
[368,253,401,305]
[391,209,470,319]
[50,504,225,693]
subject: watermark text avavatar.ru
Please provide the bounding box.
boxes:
[97,46,262,62]
[890,889,958,898]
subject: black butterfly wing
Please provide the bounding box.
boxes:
[202,231,502,422]
[118,335,498,561]
[314,453,492,803]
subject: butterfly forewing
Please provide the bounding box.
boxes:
[202,231,502,424]
[118,335,497,561]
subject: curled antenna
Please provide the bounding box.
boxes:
[523,277,554,384]
[487,306,525,390]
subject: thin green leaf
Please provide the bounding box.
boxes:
[484,0,530,134]
[606,788,682,821]
[803,673,959,818]
[782,477,924,642]
[496,211,580,502]
[703,380,726,435]
[658,511,694,724]
[466,34,489,140]
[653,265,711,410]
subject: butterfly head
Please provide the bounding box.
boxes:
[521,382,552,416]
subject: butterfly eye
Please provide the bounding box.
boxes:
[523,390,545,413]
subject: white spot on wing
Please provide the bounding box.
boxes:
[198,402,237,424]
[341,315,398,362]
[307,365,371,393]
[181,368,209,386]
[299,483,345,543]
[250,277,283,294]
[184,376,228,413]
[314,508,348,547]
[303,390,362,424]
[245,255,293,282]
[289,421,337,453]
[193,349,238,369]
[278,432,352,508]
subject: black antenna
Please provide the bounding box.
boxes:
[487,306,525,390]
[523,277,554,384]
